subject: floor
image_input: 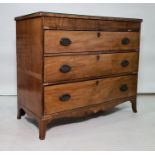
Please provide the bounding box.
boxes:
[0,95,155,151]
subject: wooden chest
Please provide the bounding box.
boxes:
[15,12,142,140]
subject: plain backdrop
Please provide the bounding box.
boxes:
[0,3,154,95]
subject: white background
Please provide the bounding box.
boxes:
[0,3,154,95]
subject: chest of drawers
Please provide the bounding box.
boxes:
[15,12,142,140]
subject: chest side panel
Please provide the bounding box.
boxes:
[16,18,43,117]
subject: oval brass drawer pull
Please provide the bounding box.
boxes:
[121,60,129,67]
[59,94,71,102]
[60,38,72,46]
[120,84,128,92]
[122,38,130,45]
[60,64,71,73]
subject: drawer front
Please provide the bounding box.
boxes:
[44,31,139,53]
[44,52,138,83]
[43,17,141,31]
[44,75,137,114]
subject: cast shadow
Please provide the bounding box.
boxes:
[25,106,127,130]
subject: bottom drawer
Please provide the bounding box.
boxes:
[44,75,137,114]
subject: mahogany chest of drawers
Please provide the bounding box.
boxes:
[15,12,142,140]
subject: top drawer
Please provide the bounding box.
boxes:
[43,17,141,31]
[44,31,139,54]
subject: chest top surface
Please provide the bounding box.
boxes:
[15,11,142,22]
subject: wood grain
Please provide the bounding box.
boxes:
[44,75,137,114]
[43,17,141,31]
[44,31,139,53]
[15,12,142,140]
[15,11,142,22]
[16,18,43,117]
[43,96,136,120]
[44,52,138,83]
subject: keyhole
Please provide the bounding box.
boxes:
[96,55,100,61]
[96,80,99,86]
[97,32,101,38]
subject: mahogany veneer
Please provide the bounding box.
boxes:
[15,12,142,140]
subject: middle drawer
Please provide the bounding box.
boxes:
[44,52,138,83]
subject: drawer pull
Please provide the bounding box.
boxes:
[60,65,71,73]
[120,84,128,92]
[122,38,130,45]
[121,60,129,67]
[60,38,72,46]
[59,94,71,102]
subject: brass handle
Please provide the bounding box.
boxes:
[59,94,71,102]
[122,38,130,45]
[60,65,71,73]
[120,84,128,92]
[121,60,129,67]
[60,38,72,46]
